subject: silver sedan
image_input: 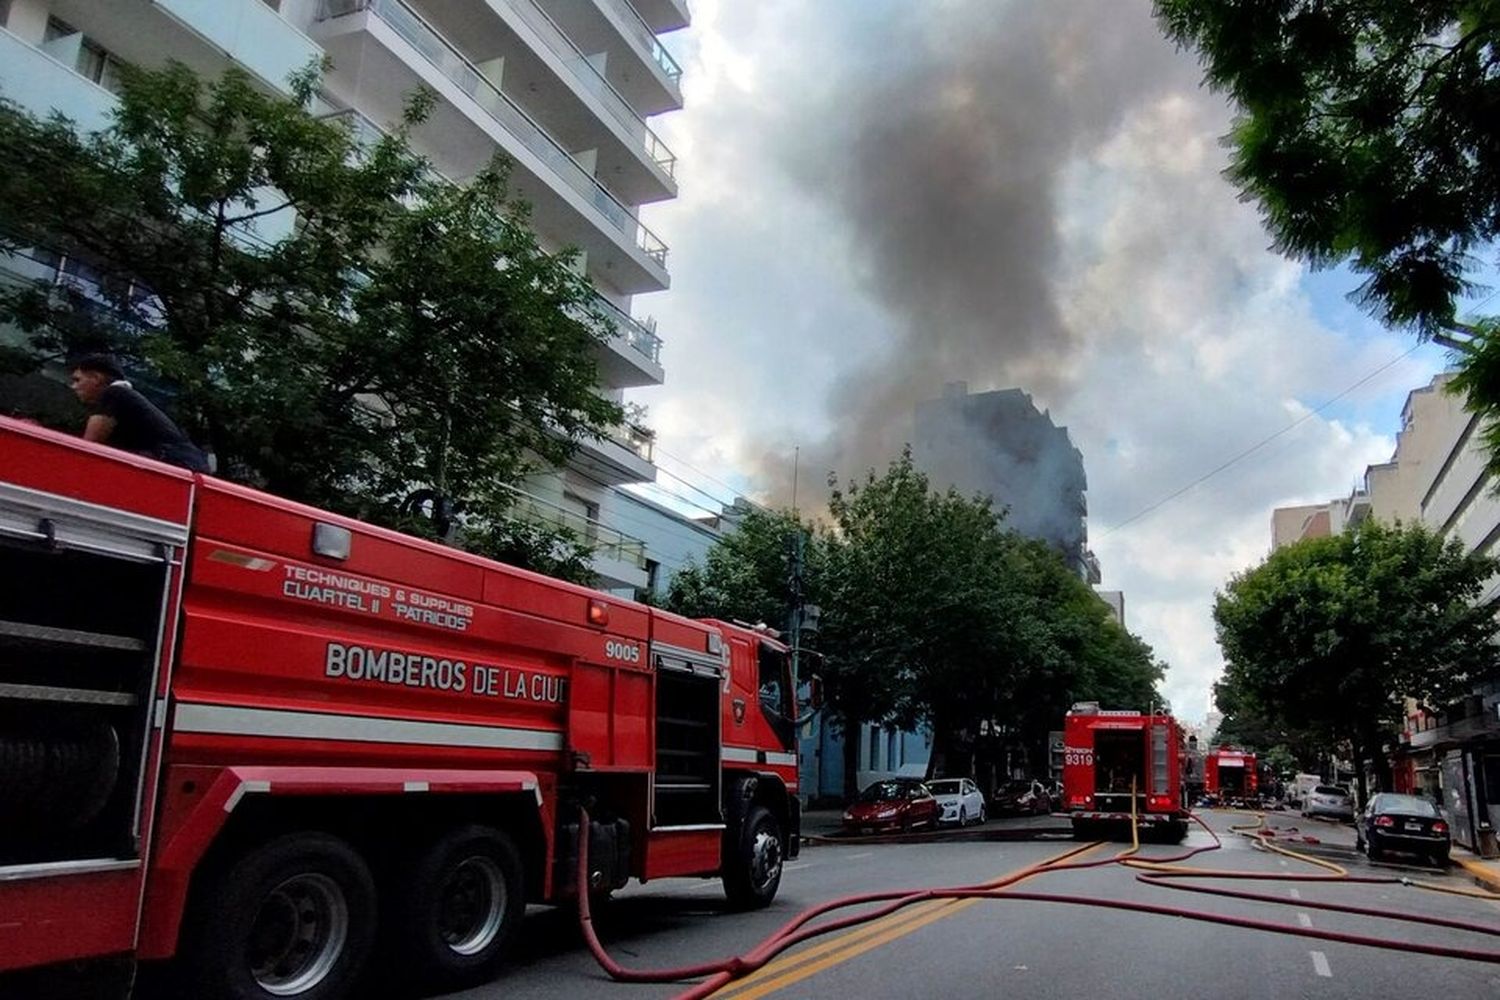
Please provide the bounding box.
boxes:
[1302,784,1354,821]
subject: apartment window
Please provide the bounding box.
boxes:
[868,727,880,771]
[44,17,126,94]
[0,1,13,29]
[887,731,898,771]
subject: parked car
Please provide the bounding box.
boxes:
[928,778,987,826]
[1357,792,1450,866]
[991,779,1051,816]
[842,778,942,834]
[1301,784,1354,821]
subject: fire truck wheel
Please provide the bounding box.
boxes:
[394,825,524,988]
[723,805,783,910]
[186,832,377,1000]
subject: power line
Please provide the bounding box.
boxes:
[652,442,754,504]
[1101,344,1423,537]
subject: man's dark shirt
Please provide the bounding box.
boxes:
[95,381,210,472]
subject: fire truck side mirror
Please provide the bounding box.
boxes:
[802,675,823,711]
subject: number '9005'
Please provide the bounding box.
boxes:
[604,640,641,663]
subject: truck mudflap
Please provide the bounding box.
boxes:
[138,764,541,958]
[788,796,801,859]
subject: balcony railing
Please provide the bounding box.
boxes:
[605,420,655,463]
[499,0,676,179]
[595,0,682,85]
[591,293,662,365]
[502,485,647,568]
[317,0,668,269]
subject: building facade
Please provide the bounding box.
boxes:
[912,383,1099,582]
[1270,372,1500,854]
[0,0,686,590]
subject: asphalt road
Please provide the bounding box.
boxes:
[443,810,1500,1000]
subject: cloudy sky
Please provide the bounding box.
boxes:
[627,0,1456,724]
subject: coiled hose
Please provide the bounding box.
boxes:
[574,805,1500,1000]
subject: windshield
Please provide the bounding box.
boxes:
[927,780,961,795]
[1313,785,1347,796]
[858,781,908,803]
[1373,794,1438,817]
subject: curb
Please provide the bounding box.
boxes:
[804,825,1075,847]
[1451,851,1500,891]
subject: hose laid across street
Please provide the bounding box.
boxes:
[572,805,1500,1000]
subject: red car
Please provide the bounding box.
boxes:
[842,778,941,834]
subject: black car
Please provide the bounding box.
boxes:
[1357,792,1450,865]
[991,779,1050,815]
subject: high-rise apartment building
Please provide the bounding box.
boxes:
[0,0,686,591]
[912,383,1100,582]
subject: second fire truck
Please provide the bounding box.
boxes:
[1061,702,1190,842]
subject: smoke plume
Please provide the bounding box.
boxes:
[756,0,1201,505]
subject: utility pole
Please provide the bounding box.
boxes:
[786,529,805,685]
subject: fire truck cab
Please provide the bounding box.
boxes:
[1061,702,1189,842]
[0,417,800,999]
[1204,747,1258,807]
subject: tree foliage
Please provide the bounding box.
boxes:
[665,507,817,630]
[1155,0,1499,333]
[667,452,1165,798]
[1155,3,1500,474]
[1213,519,1500,796]
[0,62,622,580]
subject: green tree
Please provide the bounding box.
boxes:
[667,453,1167,800]
[1154,3,1500,468]
[664,507,818,630]
[1213,519,1500,800]
[0,62,621,579]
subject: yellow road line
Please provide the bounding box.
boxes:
[712,839,1102,999]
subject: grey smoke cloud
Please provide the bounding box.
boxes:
[758,0,1203,498]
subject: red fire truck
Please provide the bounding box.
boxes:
[1061,702,1189,842]
[1204,747,1258,806]
[0,417,801,999]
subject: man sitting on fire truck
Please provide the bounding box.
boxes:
[68,354,210,472]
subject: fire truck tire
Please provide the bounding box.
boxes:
[392,825,524,988]
[722,805,783,910]
[185,832,377,1000]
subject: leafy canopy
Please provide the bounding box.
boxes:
[1213,519,1500,789]
[1155,0,1499,333]
[668,451,1164,794]
[0,62,623,580]
[1155,3,1500,475]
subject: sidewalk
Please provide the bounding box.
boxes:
[1451,845,1500,891]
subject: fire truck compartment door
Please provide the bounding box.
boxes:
[567,659,653,770]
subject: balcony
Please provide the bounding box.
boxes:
[590,293,664,388]
[569,420,656,487]
[595,0,682,86]
[46,0,322,96]
[319,108,664,387]
[536,0,682,117]
[314,0,670,293]
[630,0,691,34]
[0,26,117,133]
[490,0,677,191]
[504,485,648,589]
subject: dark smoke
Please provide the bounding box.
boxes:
[757,0,1200,506]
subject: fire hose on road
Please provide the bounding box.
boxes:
[573,805,1500,1000]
